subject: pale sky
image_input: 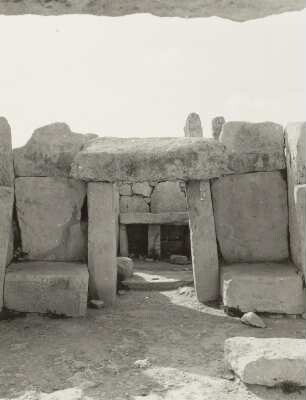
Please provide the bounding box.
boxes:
[0,11,305,148]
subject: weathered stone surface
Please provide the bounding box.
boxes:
[0,117,14,186]
[15,177,87,261]
[295,185,306,277]
[225,337,306,386]
[120,195,149,213]
[220,121,285,173]
[212,116,226,140]
[240,312,266,328]
[151,182,187,212]
[0,0,304,22]
[132,182,152,197]
[118,183,132,196]
[71,137,230,183]
[148,224,161,258]
[285,122,306,270]
[221,263,305,314]
[117,257,134,280]
[184,113,203,138]
[0,187,14,310]
[212,172,288,263]
[4,262,89,317]
[120,211,189,225]
[14,123,97,178]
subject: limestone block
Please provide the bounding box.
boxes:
[118,183,132,196]
[14,123,97,177]
[4,262,89,317]
[212,116,225,140]
[221,263,305,314]
[224,337,306,386]
[212,172,288,262]
[148,225,161,258]
[151,181,187,212]
[184,113,203,137]
[132,182,152,197]
[15,177,87,261]
[120,195,149,213]
[0,117,14,186]
[0,187,14,310]
[220,121,285,173]
[295,184,306,277]
[117,257,134,280]
[71,137,230,182]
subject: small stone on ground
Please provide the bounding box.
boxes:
[240,312,266,328]
[89,300,105,309]
[170,255,190,265]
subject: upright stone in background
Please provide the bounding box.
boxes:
[0,117,14,187]
[186,181,219,302]
[211,116,225,140]
[15,177,87,261]
[0,187,14,310]
[88,182,117,305]
[148,225,161,258]
[184,113,203,137]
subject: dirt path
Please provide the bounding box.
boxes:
[0,288,305,400]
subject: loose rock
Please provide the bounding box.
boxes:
[240,312,266,328]
[117,257,134,280]
[89,299,105,309]
[170,255,190,265]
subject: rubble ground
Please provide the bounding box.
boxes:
[0,288,305,400]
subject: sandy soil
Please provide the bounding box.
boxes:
[0,287,305,400]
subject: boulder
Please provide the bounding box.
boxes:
[220,121,285,173]
[4,262,89,317]
[14,122,97,177]
[0,187,14,310]
[15,177,87,261]
[221,263,305,314]
[71,137,231,182]
[240,312,266,328]
[184,113,203,137]
[117,257,134,280]
[295,184,306,277]
[0,117,14,186]
[132,182,152,197]
[118,183,132,196]
[151,181,187,212]
[120,195,149,213]
[224,337,306,386]
[212,171,288,262]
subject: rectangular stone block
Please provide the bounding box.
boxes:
[221,263,305,314]
[4,262,89,317]
[15,177,87,261]
[0,186,14,310]
[148,224,161,258]
[295,184,306,277]
[0,117,14,186]
[88,182,117,304]
[212,171,289,263]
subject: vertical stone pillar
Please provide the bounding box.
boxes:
[186,180,219,302]
[295,185,306,278]
[148,224,161,258]
[212,116,225,140]
[184,113,203,137]
[119,224,129,257]
[88,182,117,305]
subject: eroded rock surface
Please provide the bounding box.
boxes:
[151,181,187,212]
[0,117,14,186]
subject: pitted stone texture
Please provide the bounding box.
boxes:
[184,113,203,138]
[0,117,14,186]
[151,182,187,212]
[220,121,285,173]
[225,337,306,386]
[4,262,89,317]
[120,195,149,213]
[285,122,306,269]
[212,172,288,263]
[295,185,306,277]
[71,137,230,183]
[15,177,87,261]
[118,183,132,196]
[14,123,97,178]
[0,187,14,310]
[132,182,152,197]
[0,0,304,21]
[221,263,305,314]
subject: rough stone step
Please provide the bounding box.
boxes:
[221,262,305,315]
[224,337,306,387]
[122,269,194,291]
[4,262,89,317]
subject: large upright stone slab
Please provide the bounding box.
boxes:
[0,187,14,310]
[14,123,97,177]
[4,262,89,317]
[212,172,289,263]
[220,121,285,173]
[184,113,203,137]
[15,177,87,261]
[295,185,306,277]
[88,182,117,304]
[225,337,306,387]
[0,117,14,186]
[285,122,306,270]
[151,181,187,212]
[186,181,219,302]
[71,137,230,182]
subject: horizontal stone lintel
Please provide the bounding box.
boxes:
[120,212,189,225]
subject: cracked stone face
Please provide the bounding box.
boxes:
[0,0,304,21]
